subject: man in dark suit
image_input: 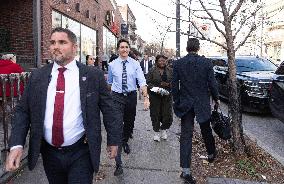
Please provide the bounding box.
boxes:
[5,28,120,184]
[140,54,153,77]
[172,38,219,184]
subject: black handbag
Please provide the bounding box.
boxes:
[211,107,232,140]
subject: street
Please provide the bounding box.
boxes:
[8,100,284,184]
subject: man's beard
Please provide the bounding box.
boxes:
[54,59,65,66]
[52,55,68,66]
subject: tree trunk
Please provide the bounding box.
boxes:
[226,35,246,155]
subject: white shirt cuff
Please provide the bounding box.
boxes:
[10,145,23,151]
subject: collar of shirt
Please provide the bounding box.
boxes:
[52,59,77,73]
[118,56,130,63]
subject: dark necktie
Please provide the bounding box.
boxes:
[52,67,66,147]
[122,60,128,94]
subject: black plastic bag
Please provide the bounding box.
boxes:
[211,108,231,140]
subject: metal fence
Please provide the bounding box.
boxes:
[0,72,30,177]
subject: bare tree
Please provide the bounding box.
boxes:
[186,0,262,155]
[134,0,262,155]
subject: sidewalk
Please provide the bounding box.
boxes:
[9,99,269,184]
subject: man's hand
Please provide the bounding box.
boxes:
[106,146,118,159]
[143,97,150,110]
[5,148,23,171]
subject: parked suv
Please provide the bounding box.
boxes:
[210,56,277,113]
[269,62,284,122]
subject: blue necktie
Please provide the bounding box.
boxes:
[122,60,128,94]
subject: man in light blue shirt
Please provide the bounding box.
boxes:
[108,39,150,176]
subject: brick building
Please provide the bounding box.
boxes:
[0,0,123,70]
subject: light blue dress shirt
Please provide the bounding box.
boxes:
[108,56,146,93]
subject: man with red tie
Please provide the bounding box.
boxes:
[5,28,120,184]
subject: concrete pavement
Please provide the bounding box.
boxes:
[8,99,276,184]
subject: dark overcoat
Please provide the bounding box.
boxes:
[172,53,219,123]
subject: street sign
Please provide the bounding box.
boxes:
[121,24,128,35]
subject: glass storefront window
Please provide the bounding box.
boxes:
[81,25,97,64]
[62,16,81,61]
[52,11,61,28]
[51,10,97,63]
[103,26,117,58]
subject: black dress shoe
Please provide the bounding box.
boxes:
[114,165,123,176]
[180,173,196,184]
[208,150,218,163]
[122,143,130,154]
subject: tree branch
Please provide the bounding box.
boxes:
[198,0,226,38]
[229,0,245,22]
[192,13,224,24]
[192,9,223,13]
[235,24,256,51]
[219,0,229,21]
[181,31,228,50]
[187,21,228,50]
[233,6,262,39]
[228,0,236,13]
[170,0,222,13]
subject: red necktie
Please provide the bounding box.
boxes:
[52,67,66,147]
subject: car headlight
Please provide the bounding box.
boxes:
[244,80,271,98]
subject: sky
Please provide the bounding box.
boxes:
[116,0,180,51]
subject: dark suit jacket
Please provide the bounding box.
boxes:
[140,59,153,74]
[172,53,219,123]
[9,62,121,172]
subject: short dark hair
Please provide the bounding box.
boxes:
[86,55,91,61]
[186,38,200,52]
[51,27,77,44]
[155,54,168,63]
[117,39,130,50]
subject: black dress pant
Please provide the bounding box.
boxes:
[41,137,94,184]
[180,109,215,168]
[112,91,137,165]
[149,94,173,132]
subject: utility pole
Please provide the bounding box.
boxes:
[176,0,180,57]
[188,0,192,43]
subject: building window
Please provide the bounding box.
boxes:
[103,26,117,57]
[62,15,81,61]
[81,25,97,64]
[52,10,97,64]
[52,11,62,28]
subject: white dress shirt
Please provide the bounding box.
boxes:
[44,60,84,146]
[144,60,149,74]
[10,60,84,150]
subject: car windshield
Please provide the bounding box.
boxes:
[236,58,277,73]
[275,62,284,75]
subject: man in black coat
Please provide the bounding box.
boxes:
[172,38,219,184]
[5,28,121,184]
[140,54,153,77]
